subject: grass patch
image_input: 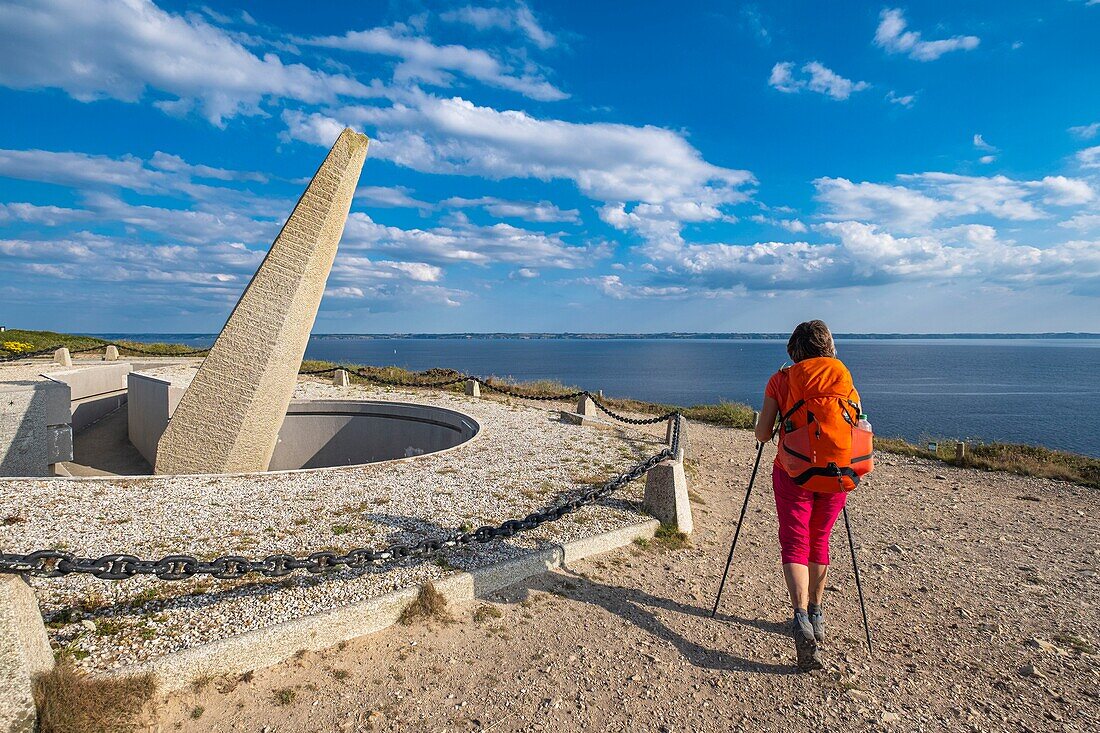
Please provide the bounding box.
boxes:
[473,604,503,623]
[34,658,156,733]
[272,687,297,705]
[331,524,353,536]
[1053,632,1095,654]
[399,582,453,625]
[876,437,1099,489]
[653,523,690,550]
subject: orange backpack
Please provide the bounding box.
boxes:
[776,357,874,493]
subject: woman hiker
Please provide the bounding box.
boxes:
[754,320,873,672]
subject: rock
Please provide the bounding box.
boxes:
[1018,664,1045,678]
[882,712,900,723]
[80,619,96,632]
[1026,638,1058,654]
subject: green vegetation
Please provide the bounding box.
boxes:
[473,604,504,623]
[653,523,691,550]
[0,328,206,358]
[875,437,1099,489]
[271,687,296,706]
[398,581,453,625]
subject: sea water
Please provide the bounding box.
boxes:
[103,336,1100,457]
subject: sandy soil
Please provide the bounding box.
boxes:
[148,420,1098,732]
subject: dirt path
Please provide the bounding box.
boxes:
[154,422,1098,732]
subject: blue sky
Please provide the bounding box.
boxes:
[0,0,1098,334]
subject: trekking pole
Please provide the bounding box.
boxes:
[710,440,765,618]
[842,506,874,658]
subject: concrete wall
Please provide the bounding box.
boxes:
[269,400,479,470]
[127,372,186,466]
[0,380,71,476]
[130,385,478,472]
[44,363,132,431]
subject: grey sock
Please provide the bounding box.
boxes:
[793,609,815,640]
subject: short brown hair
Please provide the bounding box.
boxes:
[787,320,835,362]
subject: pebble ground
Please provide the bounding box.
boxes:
[0,369,660,672]
[154,419,1098,733]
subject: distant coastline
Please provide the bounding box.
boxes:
[88,331,1100,341]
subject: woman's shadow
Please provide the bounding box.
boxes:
[511,567,795,676]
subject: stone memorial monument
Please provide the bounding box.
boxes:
[155,129,369,475]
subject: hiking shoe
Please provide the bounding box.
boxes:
[792,610,824,673]
[808,603,826,645]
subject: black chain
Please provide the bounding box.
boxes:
[299,367,676,423]
[0,447,672,581]
[0,345,64,362]
[0,352,682,581]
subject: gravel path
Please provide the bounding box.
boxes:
[155,420,1098,732]
[0,374,662,672]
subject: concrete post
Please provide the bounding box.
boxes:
[577,394,596,416]
[464,379,480,398]
[955,442,967,462]
[155,129,369,475]
[103,345,119,361]
[53,347,71,367]
[0,575,54,733]
[333,369,350,387]
[644,452,693,534]
[665,415,688,458]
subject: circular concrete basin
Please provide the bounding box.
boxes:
[269,400,480,471]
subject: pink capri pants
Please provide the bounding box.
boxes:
[772,465,848,565]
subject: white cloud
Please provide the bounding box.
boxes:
[0,0,374,125]
[441,197,580,223]
[874,8,979,61]
[973,134,996,152]
[1077,145,1100,169]
[0,202,91,226]
[510,267,539,279]
[1069,122,1100,140]
[1059,213,1100,232]
[1040,176,1094,206]
[769,61,869,100]
[302,23,565,101]
[886,90,916,107]
[341,211,601,269]
[581,275,690,300]
[815,173,1094,230]
[282,94,753,249]
[979,155,997,164]
[354,185,433,209]
[441,3,556,50]
[749,214,807,232]
[148,151,267,182]
[615,222,1100,296]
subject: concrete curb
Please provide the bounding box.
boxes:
[106,518,659,691]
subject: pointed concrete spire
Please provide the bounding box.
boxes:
[155,129,369,474]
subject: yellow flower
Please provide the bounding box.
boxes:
[2,340,36,354]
